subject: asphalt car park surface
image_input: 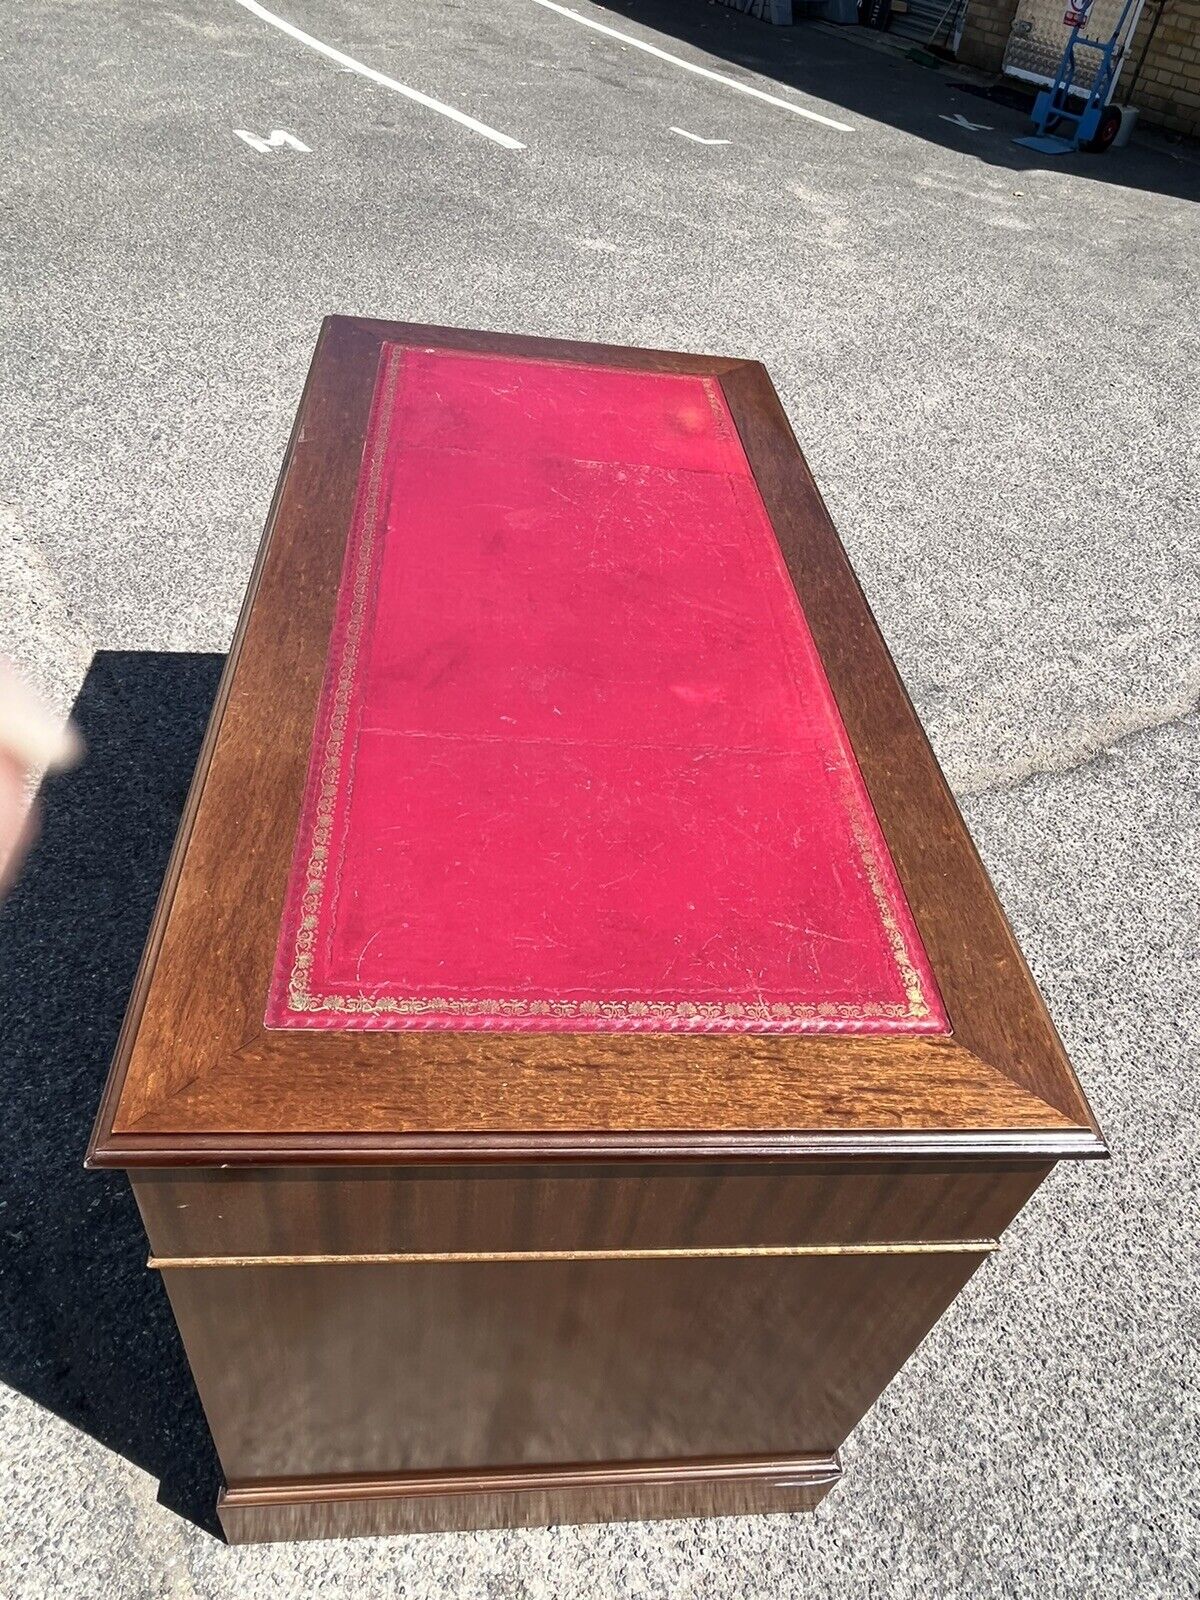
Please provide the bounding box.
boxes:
[1,1,1197,1595]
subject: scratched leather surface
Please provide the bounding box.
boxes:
[266,345,946,1033]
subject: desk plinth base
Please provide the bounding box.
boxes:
[217,1452,842,1544]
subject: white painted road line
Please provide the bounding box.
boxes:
[530,0,853,132]
[670,127,731,145]
[234,127,311,152]
[228,0,526,151]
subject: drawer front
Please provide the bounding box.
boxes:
[160,1247,990,1481]
[134,1161,1048,1259]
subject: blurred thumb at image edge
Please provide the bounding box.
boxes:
[0,663,84,773]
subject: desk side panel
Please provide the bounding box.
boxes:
[158,1249,988,1480]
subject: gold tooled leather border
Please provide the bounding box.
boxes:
[281,348,937,1029]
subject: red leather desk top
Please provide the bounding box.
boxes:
[266,345,946,1035]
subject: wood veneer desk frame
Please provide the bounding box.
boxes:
[88,318,1104,1543]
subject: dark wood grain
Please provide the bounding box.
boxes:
[91,1126,1100,1167]
[135,1156,1032,1543]
[717,362,1099,1135]
[132,1161,1049,1258]
[216,1452,842,1542]
[159,1248,989,1480]
[86,316,1103,1169]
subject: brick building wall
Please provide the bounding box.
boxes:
[957,0,1021,70]
[1123,0,1200,134]
[956,0,1200,134]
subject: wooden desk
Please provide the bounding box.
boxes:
[88,318,1103,1544]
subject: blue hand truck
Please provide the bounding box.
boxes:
[1013,0,1139,154]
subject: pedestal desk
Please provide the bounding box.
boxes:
[88,318,1104,1543]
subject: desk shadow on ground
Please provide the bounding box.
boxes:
[0,651,225,1536]
[590,0,1200,202]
